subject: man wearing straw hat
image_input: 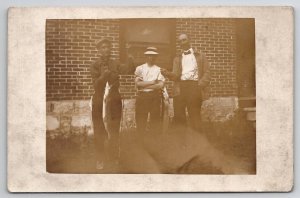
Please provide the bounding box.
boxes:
[134,47,165,135]
[90,38,122,171]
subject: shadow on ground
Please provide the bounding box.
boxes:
[47,116,256,174]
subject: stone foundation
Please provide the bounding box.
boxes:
[46,97,239,135]
[201,97,239,122]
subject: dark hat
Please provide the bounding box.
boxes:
[95,38,111,48]
[144,47,159,55]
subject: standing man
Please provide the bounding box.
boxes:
[161,34,210,132]
[90,38,122,171]
[135,47,165,135]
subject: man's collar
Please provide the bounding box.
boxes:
[145,63,156,67]
[182,48,194,56]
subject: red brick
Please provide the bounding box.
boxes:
[46,19,237,101]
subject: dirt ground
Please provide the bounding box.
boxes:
[46,116,256,174]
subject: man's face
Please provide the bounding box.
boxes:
[146,55,157,65]
[179,35,190,50]
[98,42,111,57]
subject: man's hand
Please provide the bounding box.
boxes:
[101,70,111,80]
[135,79,157,88]
[153,79,160,84]
[110,71,119,81]
[160,68,169,77]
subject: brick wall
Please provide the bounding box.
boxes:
[175,19,238,97]
[46,19,120,101]
[46,19,238,101]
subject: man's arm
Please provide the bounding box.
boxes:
[90,63,109,90]
[119,57,135,75]
[144,80,164,90]
[198,53,210,87]
[161,57,181,81]
[108,61,120,84]
[135,77,155,87]
[135,77,164,90]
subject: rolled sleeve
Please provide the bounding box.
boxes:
[157,71,165,81]
[134,66,143,79]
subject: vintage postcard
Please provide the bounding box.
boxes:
[7,7,293,192]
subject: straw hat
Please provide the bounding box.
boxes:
[144,47,159,55]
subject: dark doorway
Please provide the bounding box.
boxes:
[120,19,176,72]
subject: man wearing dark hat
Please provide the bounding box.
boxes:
[134,47,165,135]
[90,38,122,171]
[161,34,210,132]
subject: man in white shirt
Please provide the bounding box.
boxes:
[161,34,210,132]
[134,47,165,134]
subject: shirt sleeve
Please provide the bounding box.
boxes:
[157,68,165,81]
[90,62,100,84]
[134,66,143,79]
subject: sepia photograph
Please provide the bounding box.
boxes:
[7,6,293,192]
[46,18,256,174]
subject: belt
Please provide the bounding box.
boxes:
[180,80,198,83]
[137,90,161,95]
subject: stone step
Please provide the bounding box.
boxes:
[239,96,256,108]
[243,107,256,121]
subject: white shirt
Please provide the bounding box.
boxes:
[181,48,199,81]
[135,63,165,92]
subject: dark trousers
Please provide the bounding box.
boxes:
[105,95,122,163]
[135,91,162,134]
[173,81,202,131]
[92,92,122,163]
